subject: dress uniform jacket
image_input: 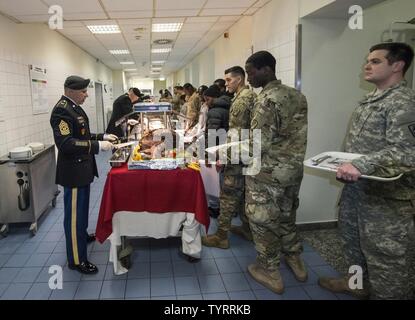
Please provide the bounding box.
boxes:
[50,95,103,188]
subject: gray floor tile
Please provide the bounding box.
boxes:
[14,267,42,283]
[42,232,64,242]
[209,247,234,258]
[195,259,219,275]
[221,273,251,292]
[104,265,127,280]
[0,267,20,283]
[92,240,111,252]
[0,242,22,254]
[15,243,40,254]
[151,296,177,300]
[235,256,255,271]
[4,253,31,267]
[0,254,11,267]
[151,277,175,297]
[203,292,229,300]
[74,280,103,299]
[172,261,197,277]
[131,248,151,263]
[215,257,242,274]
[150,248,171,262]
[303,285,339,300]
[88,252,109,265]
[311,265,341,278]
[24,283,53,300]
[150,261,173,278]
[0,283,32,300]
[25,253,51,267]
[49,282,79,300]
[177,294,203,300]
[99,280,126,299]
[282,286,311,300]
[36,242,58,254]
[127,262,151,279]
[0,283,9,297]
[228,290,257,300]
[231,244,257,257]
[52,242,67,253]
[46,253,67,267]
[198,274,226,294]
[174,276,201,296]
[125,278,150,298]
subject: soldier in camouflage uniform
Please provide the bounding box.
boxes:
[202,66,256,249]
[318,43,415,300]
[183,83,201,130]
[244,51,308,294]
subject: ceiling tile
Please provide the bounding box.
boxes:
[218,16,240,22]
[156,0,205,10]
[244,7,258,15]
[63,21,85,27]
[13,15,49,23]
[0,0,48,15]
[152,17,185,24]
[108,11,152,19]
[101,0,153,11]
[117,18,151,26]
[204,0,256,9]
[64,12,107,20]
[155,9,199,17]
[252,0,272,8]
[186,16,219,23]
[200,8,246,16]
[43,0,103,13]
[180,22,214,32]
[58,26,91,36]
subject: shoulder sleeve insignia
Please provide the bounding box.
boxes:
[59,120,70,136]
[408,123,415,138]
[58,100,68,108]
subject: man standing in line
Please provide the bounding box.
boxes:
[244,51,308,294]
[50,76,116,274]
[202,66,256,249]
[318,42,415,300]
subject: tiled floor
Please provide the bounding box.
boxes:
[0,152,352,300]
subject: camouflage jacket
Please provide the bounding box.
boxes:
[250,80,308,186]
[345,80,415,200]
[226,86,256,175]
[186,92,201,128]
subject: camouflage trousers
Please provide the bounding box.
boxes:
[218,167,250,233]
[245,176,303,272]
[339,184,415,300]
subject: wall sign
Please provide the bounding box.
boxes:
[29,65,48,115]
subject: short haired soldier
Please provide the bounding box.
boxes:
[318,43,415,300]
[244,51,308,294]
[202,66,256,249]
[50,76,116,274]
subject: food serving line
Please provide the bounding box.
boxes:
[94,103,211,275]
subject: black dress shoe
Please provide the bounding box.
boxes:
[68,261,99,274]
[208,207,220,219]
[87,233,96,243]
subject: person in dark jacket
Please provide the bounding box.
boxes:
[204,85,231,218]
[105,87,141,138]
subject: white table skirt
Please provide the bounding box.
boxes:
[108,211,202,275]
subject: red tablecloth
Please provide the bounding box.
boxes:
[96,164,209,243]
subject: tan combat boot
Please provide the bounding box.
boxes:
[230,225,253,241]
[284,254,308,282]
[318,276,370,299]
[247,263,284,294]
[201,230,229,249]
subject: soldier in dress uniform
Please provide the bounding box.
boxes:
[318,43,415,299]
[50,76,116,274]
[202,66,256,249]
[244,51,308,294]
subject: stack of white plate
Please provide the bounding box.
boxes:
[26,142,45,153]
[9,146,33,160]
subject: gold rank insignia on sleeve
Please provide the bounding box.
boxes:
[59,120,70,136]
[81,128,86,135]
[75,141,89,147]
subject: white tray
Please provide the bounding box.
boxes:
[304,151,403,182]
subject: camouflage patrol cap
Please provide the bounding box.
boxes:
[64,75,90,90]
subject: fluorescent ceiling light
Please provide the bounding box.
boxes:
[151,60,165,65]
[152,23,183,33]
[109,49,130,55]
[120,61,135,65]
[151,71,161,74]
[159,77,166,81]
[151,48,171,53]
[87,25,120,34]
[123,68,137,71]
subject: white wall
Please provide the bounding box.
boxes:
[0,14,113,157]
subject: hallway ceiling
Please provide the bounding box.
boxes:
[0,0,271,78]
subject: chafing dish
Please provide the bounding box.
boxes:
[109,147,131,168]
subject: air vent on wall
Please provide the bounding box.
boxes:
[153,39,173,45]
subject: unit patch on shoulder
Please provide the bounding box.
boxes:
[58,100,68,108]
[59,120,70,136]
[409,123,415,138]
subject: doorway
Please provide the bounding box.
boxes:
[95,82,105,133]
